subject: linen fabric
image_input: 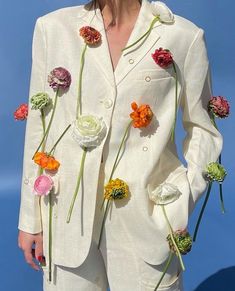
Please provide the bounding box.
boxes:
[42,165,183,291]
[18,0,222,274]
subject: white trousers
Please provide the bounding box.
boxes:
[43,164,184,291]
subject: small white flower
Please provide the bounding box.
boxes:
[71,115,107,148]
[150,1,174,24]
[148,182,182,205]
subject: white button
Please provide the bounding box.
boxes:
[129,59,134,64]
[103,98,113,109]
[143,146,148,151]
[145,76,151,82]
[24,178,29,185]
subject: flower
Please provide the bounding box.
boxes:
[33,152,60,171]
[167,229,192,255]
[30,92,51,110]
[48,67,72,90]
[79,26,102,45]
[150,1,174,23]
[208,96,230,119]
[130,102,153,128]
[204,162,227,183]
[148,182,182,205]
[14,104,28,120]
[152,48,173,68]
[71,115,107,148]
[104,178,129,200]
[33,174,54,196]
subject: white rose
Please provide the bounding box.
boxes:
[151,1,174,24]
[71,115,107,148]
[147,182,182,205]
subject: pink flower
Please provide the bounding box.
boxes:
[33,174,54,196]
[48,67,72,90]
[208,96,230,118]
[152,48,173,68]
[14,103,28,120]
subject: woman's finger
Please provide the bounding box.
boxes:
[24,249,40,271]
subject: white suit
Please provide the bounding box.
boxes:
[18,0,222,289]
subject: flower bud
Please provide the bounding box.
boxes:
[30,92,51,110]
[204,162,227,183]
[167,229,192,255]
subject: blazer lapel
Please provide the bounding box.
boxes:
[77,5,116,88]
[76,0,163,88]
[114,0,162,85]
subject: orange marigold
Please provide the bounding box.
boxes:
[79,26,101,45]
[130,102,153,128]
[33,152,60,171]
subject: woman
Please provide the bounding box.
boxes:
[17,0,222,290]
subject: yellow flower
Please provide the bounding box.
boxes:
[104,178,129,200]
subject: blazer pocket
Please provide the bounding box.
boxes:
[136,68,174,82]
[140,256,182,291]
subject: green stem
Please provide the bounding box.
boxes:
[76,44,87,118]
[32,88,60,159]
[48,191,53,282]
[100,121,132,209]
[161,205,185,271]
[170,62,178,142]
[122,16,160,53]
[219,182,225,214]
[210,115,218,130]
[109,121,132,180]
[66,149,87,223]
[40,108,46,134]
[48,124,71,155]
[154,252,174,291]
[193,182,212,241]
[210,117,222,165]
[38,110,47,231]
[98,200,111,249]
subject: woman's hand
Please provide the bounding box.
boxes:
[18,230,43,271]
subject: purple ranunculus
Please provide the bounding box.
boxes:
[48,67,72,90]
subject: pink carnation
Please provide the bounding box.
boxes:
[152,48,173,68]
[33,174,54,196]
[48,67,72,90]
[14,103,28,120]
[208,96,230,118]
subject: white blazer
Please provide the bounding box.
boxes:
[18,0,222,268]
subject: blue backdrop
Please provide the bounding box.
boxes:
[0,0,234,290]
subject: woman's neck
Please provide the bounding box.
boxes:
[98,0,141,28]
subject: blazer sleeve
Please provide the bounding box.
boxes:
[180,28,223,214]
[18,17,47,234]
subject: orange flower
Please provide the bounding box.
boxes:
[130,102,153,128]
[33,152,60,171]
[79,26,102,45]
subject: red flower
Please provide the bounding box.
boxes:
[152,48,173,68]
[208,96,230,118]
[79,26,102,45]
[14,103,28,120]
[130,102,153,128]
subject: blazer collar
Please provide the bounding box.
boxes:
[76,0,166,87]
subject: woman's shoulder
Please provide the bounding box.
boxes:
[38,4,86,24]
[150,1,205,42]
